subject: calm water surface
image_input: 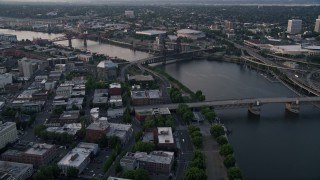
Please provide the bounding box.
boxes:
[163,60,320,180]
[0,29,150,61]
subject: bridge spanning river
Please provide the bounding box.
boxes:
[135,96,320,115]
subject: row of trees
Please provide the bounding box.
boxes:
[210,124,242,180]
[34,125,74,145]
[122,168,149,180]
[123,107,132,123]
[188,125,203,149]
[143,115,174,130]
[200,106,216,122]
[102,136,122,173]
[132,141,155,153]
[33,165,61,180]
[184,150,207,180]
[169,87,184,103]
[177,104,194,124]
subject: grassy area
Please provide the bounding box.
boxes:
[150,66,195,96]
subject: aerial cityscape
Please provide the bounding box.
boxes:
[0,1,319,180]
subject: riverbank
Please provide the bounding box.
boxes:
[149,66,195,97]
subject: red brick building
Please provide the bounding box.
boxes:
[85,122,107,142]
[109,83,122,96]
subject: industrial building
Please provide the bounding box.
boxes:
[177,29,205,40]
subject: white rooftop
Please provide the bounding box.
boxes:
[157,127,174,144]
[57,147,91,167]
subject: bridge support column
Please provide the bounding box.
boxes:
[248,101,261,116]
[68,38,72,48]
[285,101,299,114]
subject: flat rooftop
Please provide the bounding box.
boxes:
[135,151,174,165]
[136,30,167,36]
[157,127,174,144]
[24,143,55,156]
[57,147,91,167]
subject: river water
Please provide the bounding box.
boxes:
[163,60,320,179]
[3,28,320,179]
[0,29,150,61]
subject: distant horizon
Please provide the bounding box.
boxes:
[0,0,319,6]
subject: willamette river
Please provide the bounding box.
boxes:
[0,29,150,61]
[3,28,320,179]
[163,60,320,179]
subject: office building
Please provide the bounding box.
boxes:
[59,110,80,124]
[131,90,162,106]
[314,16,320,32]
[287,19,302,34]
[224,20,234,30]
[125,10,134,18]
[18,57,45,79]
[135,107,171,122]
[46,123,82,136]
[97,60,118,81]
[120,152,137,171]
[86,122,133,144]
[1,142,57,167]
[0,73,12,88]
[0,122,18,149]
[76,142,99,156]
[120,151,174,174]
[0,34,17,42]
[57,147,91,175]
[109,83,122,96]
[0,161,33,180]
[157,127,175,149]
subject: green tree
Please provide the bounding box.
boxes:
[135,130,143,142]
[224,155,236,168]
[33,172,46,180]
[188,157,206,170]
[227,167,242,180]
[115,161,122,174]
[210,124,225,138]
[143,117,156,129]
[123,107,132,123]
[134,169,149,180]
[133,141,155,153]
[184,167,207,180]
[67,167,79,179]
[192,136,203,149]
[122,170,135,179]
[216,136,228,145]
[219,144,234,157]
[34,124,46,136]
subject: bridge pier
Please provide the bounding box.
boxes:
[248,101,261,116]
[285,100,299,114]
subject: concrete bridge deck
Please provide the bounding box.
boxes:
[134,96,320,110]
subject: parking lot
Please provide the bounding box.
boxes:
[80,148,111,179]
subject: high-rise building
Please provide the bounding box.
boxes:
[314,16,320,32]
[18,57,44,79]
[125,11,134,18]
[224,20,234,30]
[0,122,18,149]
[287,19,302,34]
